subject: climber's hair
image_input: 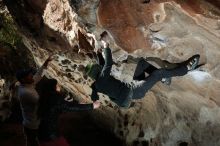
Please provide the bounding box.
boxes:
[99,31,108,40]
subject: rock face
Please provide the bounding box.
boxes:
[2,0,220,146]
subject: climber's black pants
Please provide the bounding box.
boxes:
[119,59,188,107]
[131,58,188,99]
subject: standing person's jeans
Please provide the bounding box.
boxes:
[120,58,188,107]
[23,127,39,146]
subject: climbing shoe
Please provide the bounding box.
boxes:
[161,77,172,85]
[185,54,200,71]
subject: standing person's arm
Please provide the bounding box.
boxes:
[100,47,113,77]
[33,56,53,84]
[57,98,100,113]
[33,66,45,84]
[59,102,93,112]
[91,83,99,101]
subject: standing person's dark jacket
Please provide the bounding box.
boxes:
[37,80,93,142]
[90,48,131,106]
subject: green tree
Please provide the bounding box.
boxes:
[0,12,22,47]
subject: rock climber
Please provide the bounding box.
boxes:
[85,32,200,108]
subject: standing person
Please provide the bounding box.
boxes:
[36,78,100,146]
[85,32,200,108]
[16,56,53,146]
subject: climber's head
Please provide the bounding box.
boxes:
[85,64,102,80]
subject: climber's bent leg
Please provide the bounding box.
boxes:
[132,65,188,99]
[133,58,157,81]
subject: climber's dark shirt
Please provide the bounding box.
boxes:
[91,48,130,106]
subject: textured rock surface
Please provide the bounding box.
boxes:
[1,0,220,146]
